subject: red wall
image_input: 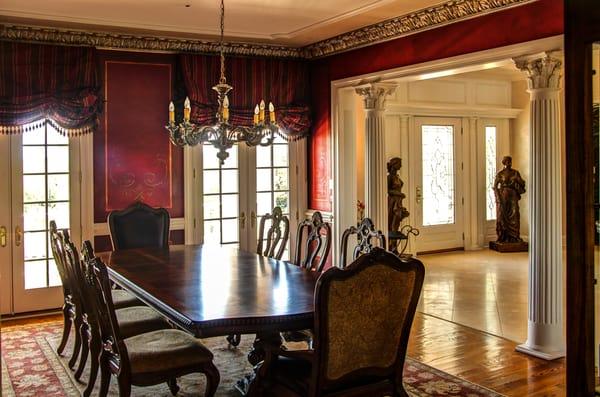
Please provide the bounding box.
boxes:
[308,0,564,211]
[93,51,184,250]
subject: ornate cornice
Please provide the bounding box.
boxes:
[0,0,537,59]
[0,23,303,58]
[301,0,537,58]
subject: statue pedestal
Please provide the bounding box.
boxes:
[489,241,529,252]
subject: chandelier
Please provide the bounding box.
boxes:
[166,0,278,164]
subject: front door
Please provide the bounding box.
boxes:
[413,117,464,253]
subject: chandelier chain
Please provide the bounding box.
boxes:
[219,0,226,84]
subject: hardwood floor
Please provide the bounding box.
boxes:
[1,310,566,396]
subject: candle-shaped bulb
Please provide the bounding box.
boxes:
[253,104,259,125]
[184,97,191,122]
[268,102,275,123]
[169,101,175,123]
[259,100,265,122]
[222,96,229,121]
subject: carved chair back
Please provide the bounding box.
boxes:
[293,211,331,272]
[257,206,289,260]
[49,220,71,297]
[339,218,387,268]
[108,201,170,250]
[89,255,131,374]
[312,248,424,394]
[58,230,88,312]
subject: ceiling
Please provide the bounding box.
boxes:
[0,0,446,46]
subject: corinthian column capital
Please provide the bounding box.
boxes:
[355,83,396,111]
[514,54,562,91]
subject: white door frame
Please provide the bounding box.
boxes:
[330,35,562,262]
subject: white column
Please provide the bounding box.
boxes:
[355,83,396,236]
[514,54,564,360]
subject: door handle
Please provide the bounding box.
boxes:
[416,186,423,204]
[0,226,6,247]
[251,211,256,228]
[240,212,246,229]
[15,225,22,247]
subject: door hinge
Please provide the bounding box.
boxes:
[193,218,196,228]
[462,197,464,205]
[461,162,464,171]
[461,127,464,135]
[193,168,196,179]
[296,210,299,221]
[79,171,83,183]
[462,232,465,241]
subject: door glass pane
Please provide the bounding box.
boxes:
[202,144,239,246]
[256,141,290,259]
[422,125,455,226]
[21,123,69,289]
[485,126,498,221]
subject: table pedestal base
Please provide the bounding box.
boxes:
[235,331,282,396]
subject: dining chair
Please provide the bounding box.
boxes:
[90,256,220,397]
[227,206,290,347]
[257,206,290,260]
[49,221,75,357]
[292,211,331,273]
[75,240,171,397]
[339,217,387,268]
[108,200,170,250]
[255,248,425,397]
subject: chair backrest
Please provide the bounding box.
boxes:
[293,211,331,272]
[108,201,170,250]
[256,206,289,260]
[59,229,87,312]
[339,218,386,268]
[49,220,70,296]
[312,248,424,393]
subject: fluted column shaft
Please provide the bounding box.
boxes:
[355,84,395,236]
[515,54,564,360]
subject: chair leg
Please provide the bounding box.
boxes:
[99,353,111,397]
[57,302,72,355]
[167,378,180,396]
[203,361,220,397]
[74,323,89,379]
[68,314,83,369]
[83,333,101,397]
[117,376,131,397]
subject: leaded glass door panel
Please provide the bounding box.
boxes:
[413,117,464,252]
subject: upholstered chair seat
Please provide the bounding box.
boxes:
[112,289,141,309]
[115,306,171,339]
[125,329,214,378]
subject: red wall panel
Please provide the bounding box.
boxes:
[308,0,564,211]
[93,52,184,223]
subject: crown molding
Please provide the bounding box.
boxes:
[0,0,538,59]
[301,0,538,58]
[0,23,303,58]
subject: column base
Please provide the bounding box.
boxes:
[515,343,565,360]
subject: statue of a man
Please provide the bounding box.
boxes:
[493,156,526,243]
[387,157,409,235]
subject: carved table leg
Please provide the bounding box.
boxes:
[235,331,282,396]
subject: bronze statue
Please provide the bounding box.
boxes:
[490,156,528,252]
[387,158,410,252]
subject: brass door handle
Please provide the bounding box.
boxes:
[240,212,246,229]
[0,226,6,247]
[15,226,22,247]
[251,211,256,228]
[416,186,423,204]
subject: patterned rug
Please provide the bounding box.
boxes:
[1,321,504,397]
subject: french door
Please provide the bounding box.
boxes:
[412,117,464,253]
[0,123,82,314]
[191,136,302,260]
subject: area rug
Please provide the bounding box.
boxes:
[1,321,505,397]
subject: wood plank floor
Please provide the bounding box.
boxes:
[1,311,565,396]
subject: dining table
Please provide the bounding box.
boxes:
[97,243,320,395]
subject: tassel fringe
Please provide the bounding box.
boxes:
[0,119,95,137]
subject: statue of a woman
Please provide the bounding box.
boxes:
[387,157,409,235]
[493,156,526,243]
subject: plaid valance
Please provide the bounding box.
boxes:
[0,41,101,136]
[178,54,311,140]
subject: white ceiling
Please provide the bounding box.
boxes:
[0,0,446,46]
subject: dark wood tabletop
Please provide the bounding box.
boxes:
[97,244,319,338]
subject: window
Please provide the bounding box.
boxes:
[485,126,497,221]
[22,124,69,289]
